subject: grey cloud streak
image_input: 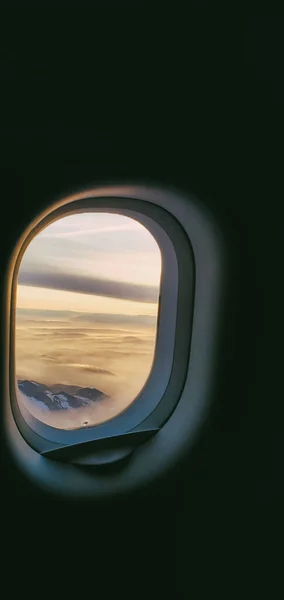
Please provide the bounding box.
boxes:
[18,269,159,303]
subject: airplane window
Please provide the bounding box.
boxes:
[15,213,161,430]
[6,184,220,495]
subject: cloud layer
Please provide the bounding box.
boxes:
[15,308,157,429]
[16,307,157,327]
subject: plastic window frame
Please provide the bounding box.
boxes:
[4,183,225,497]
[9,194,195,455]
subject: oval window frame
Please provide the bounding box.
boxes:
[10,195,195,453]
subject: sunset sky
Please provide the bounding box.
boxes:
[16,213,161,429]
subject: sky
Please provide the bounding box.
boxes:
[16,213,161,429]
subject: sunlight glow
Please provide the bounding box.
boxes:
[16,213,161,429]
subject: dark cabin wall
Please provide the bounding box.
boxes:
[1,14,283,598]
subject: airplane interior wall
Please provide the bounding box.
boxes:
[1,14,283,598]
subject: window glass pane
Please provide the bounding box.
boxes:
[15,213,161,430]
